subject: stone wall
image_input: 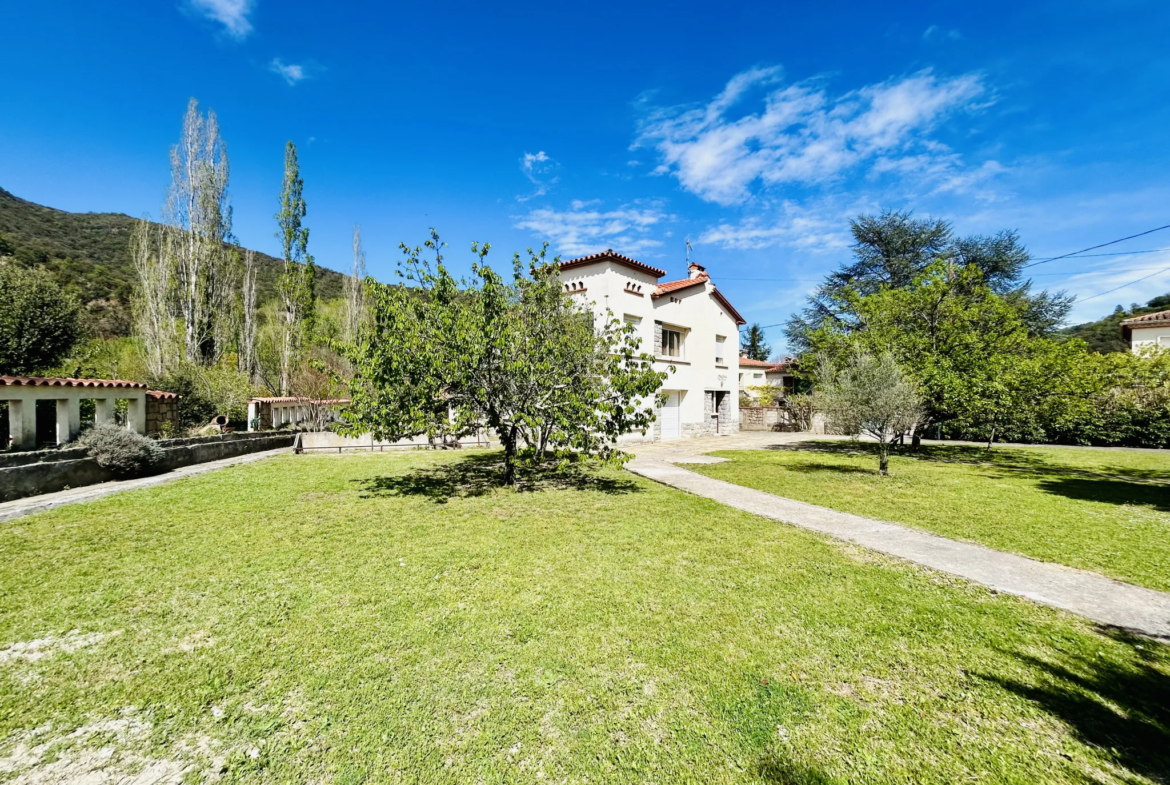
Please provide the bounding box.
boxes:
[146,396,180,436]
[740,406,802,432]
[0,432,295,503]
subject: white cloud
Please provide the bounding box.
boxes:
[270,59,307,86]
[517,151,559,201]
[698,199,861,251]
[514,202,673,257]
[923,25,962,42]
[189,0,254,39]
[636,67,989,206]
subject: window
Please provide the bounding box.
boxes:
[715,335,726,364]
[624,314,642,327]
[662,328,683,358]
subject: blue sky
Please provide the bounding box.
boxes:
[2,1,1169,352]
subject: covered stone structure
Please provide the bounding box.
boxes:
[1,376,180,449]
[247,396,349,432]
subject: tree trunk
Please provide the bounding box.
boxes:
[911,432,921,451]
[501,426,519,486]
[878,443,889,476]
[986,426,996,452]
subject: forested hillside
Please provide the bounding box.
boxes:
[1061,292,1170,353]
[0,186,346,338]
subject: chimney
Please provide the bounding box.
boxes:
[687,261,706,280]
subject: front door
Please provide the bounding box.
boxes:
[660,391,682,440]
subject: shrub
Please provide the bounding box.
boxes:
[78,423,164,476]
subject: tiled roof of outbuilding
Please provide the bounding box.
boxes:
[0,375,148,389]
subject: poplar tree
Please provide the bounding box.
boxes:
[165,98,233,365]
[275,141,316,395]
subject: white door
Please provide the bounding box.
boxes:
[660,391,682,440]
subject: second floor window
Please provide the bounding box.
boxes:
[715,336,726,364]
[663,328,683,358]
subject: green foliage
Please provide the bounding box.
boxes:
[814,351,922,474]
[275,142,317,394]
[740,323,771,361]
[0,186,346,338]
[1061,293,1170,354]
[805,261,1170,448]
[0,262,83,375]
[152,363,255,430]
[787,209,1072,352]
[339,232,668,485]
[77,423,164,476]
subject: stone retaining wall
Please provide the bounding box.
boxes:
[0,433,295,503]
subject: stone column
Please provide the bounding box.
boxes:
[8,398,37,449]
[125,394,146,434]
[94,398,115,425]
[56,397,81,444]
[247,401,258,432]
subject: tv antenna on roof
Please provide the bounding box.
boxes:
[685,238,693,263]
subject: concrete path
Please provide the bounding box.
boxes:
[0,447,290,523]
[627,439,1170,640]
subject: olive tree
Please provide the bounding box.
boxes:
[816,351,922,475]
[338,232,668,485]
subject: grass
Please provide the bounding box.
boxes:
[0,450,1166,784]
[690,441,1170,593]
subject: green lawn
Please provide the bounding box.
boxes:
[0,451,1167,784]
[689,442,1170,593]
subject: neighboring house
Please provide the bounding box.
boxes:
[739,357,797,401]
[1121,309,1170,353]
[558,249,746,440]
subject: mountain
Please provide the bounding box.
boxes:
[0,186,347,338]
[1060,293,1170,353]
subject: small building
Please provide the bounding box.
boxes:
[558,250,746,440]
[739,357,797,401]
[1,376,180,449]
[247,397,349,432]
[1121,309,1170,353]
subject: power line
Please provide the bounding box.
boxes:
[1024,224,1170,269]
[1077,266,1170,303]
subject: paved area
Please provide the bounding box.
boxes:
[0,448,291,523]
[627,433,1170,639]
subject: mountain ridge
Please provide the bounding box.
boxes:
[0,186,347,338]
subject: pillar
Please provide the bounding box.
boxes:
[247,401,258,432]
[56,397,81,445]
[8,398,37,450]
[94,397,115,425]
[125,394,146,434]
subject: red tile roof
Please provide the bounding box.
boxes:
[738,358,796,372]
[146,390,181,400]
[652,275,708,296]
[249,396,351,405]
[560,249,666,279]
[1121,309,1170,326]
[0,375,148,389]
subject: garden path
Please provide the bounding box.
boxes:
[627,434,1170,639]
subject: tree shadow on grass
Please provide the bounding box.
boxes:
[980,628,1170,784]
[754,753,842,785]
[767,441,1170,509]
[356,452,641,504]
[1035,478,1170,513]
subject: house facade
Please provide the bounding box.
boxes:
[1121,309,1170,353]
[558,249,746,440]
[739,358,797,401]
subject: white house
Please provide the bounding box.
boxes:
[1121,309,1170,353]
[739,357,798,401]
[558,249,746,440]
